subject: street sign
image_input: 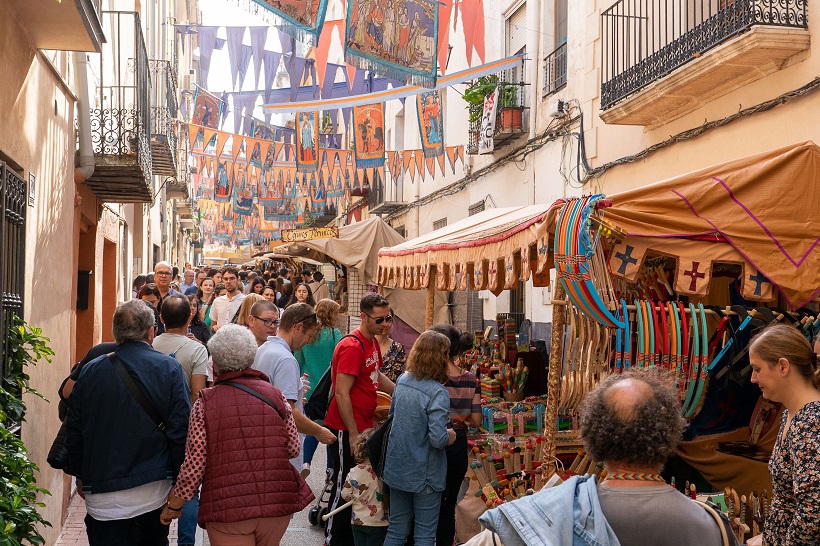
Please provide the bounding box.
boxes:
[282,226,339,243]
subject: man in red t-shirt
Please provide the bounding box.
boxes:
[324,293,395,546]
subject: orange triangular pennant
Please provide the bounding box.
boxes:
[437,153,446,176]
[457,145,464,164]
[189,125,201,151]
[403,150,414,172]
[413,149,424,176]
[426,157,436,179]
[407,154,417,183]
[214,130,229,157]
[446,146,458,173]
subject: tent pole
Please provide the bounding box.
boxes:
[543,281,566,479]
[426,265,437,329]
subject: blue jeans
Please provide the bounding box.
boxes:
[303,435,334,469]
[177,490,199,546]
[383,485,442,546]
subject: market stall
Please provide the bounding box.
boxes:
[271,216,449,338]
[378,141,820,544]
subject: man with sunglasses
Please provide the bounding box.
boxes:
[252,303,336,473]
[246,300,280,346]
[324,293,396,546]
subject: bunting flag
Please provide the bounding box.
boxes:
[405,150,417,183]
[197,27,220,87]
[249,27,268,90]
[353,103,385,169]
[295,111,320,173]
[446,145,458,174]
[241,0,330,45]
[214,159,233,202]
[461,0,486,66]
[345,0,438,86]
[416,89,444,159]
[263,54,524,112]
[191,88,223,129]
[315,20,343,91]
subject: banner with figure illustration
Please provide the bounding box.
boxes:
[250,0,329,44]
[353,103,386,169]
[191,88,223,129]
[416,89,444,159]
[345,0,438,86]
[296,111,320,173]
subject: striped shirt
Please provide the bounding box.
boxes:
[445,370,481,430]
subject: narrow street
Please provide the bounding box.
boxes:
[55,449,329,545]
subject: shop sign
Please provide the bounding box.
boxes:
[282,226,339,243]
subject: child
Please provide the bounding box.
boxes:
[341,428,389,546]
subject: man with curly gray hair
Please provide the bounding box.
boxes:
[480,371,735,546]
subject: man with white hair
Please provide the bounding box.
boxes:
[66,300,191,545]
[154,261,182,301]
[178,269,197,295]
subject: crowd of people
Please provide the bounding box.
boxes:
[59,260,820,546]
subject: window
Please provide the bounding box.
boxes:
[507,3,527,82]
[468,200,486,216]
[393,224,406,238]
[0,160,27,385]
[433,218,448,231]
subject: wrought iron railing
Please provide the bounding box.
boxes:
[92,11,152,175]
[601,0,807,109]
[466,69,528,154]
[0,162,26,385]
[368,166,405,209]
[543,42,568,97]
[150,59,179,152]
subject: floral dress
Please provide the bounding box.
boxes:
[380,340,407,382]
[764,400,820,546]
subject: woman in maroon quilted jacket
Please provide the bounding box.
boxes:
[160,324,314,544]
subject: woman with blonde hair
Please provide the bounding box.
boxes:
[747,324,820,546]
[382,330,456,546]
[234,293,265,326]
[295,298,342,476]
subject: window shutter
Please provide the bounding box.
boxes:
[507,4,527,55]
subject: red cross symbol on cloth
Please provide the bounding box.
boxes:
[683,261,706,291]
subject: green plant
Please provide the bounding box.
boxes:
[463,75,499,123]
[0,316,55,545]
[498,83,521,109]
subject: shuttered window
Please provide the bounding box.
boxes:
[507,3,527,55]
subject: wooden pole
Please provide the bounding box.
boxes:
[542,282,566,479]
[426,265,436,329]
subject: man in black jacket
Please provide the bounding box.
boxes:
[66,299,191,545]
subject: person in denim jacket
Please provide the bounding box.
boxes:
[383,330,456,546]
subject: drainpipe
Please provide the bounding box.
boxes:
[74,53,95,183]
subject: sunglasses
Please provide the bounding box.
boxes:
[365,313,393,325]
[252,316,280,328]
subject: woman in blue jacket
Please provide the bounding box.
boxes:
[383,330,456,546]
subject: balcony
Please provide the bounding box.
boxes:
[543,42,568,97]
[368,167,406,216]
[166,144,190,200]
[600,0,809,126]
[466,71,529,155]
[150,60,179,177]
[8,0,104,52]
[85,11,153,203]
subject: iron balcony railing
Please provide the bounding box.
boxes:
[92,11,152,174]
[466,69,528,154]
[150,59,179,176]
[543,42,568,97]
[601,0,808,110]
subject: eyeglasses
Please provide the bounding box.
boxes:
[252,315,280,328]
[155,271,172,276]
[365,313,393,325]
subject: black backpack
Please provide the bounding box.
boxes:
[303,334,365,422]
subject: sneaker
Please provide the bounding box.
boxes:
[301,463,311,478]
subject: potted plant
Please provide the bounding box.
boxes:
[497,83,523,131]
[463,75,499,124]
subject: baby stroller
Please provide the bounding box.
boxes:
[308,468,335,528]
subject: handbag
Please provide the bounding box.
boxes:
[108,352,167,431]
[365,414,393,479]
[47,420,71,470]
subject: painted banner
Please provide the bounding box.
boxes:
[296,111,319,173]
[232,164,255,215]
[345,0,438,86]
[248,0,329,44]
[416,89,444,158]
[191,88,223,129]
[353,103,386,169]
[214,159,233,202]
[250,118,276,140]
[478,88,498,155]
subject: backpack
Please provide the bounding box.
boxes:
[303,333,365,422]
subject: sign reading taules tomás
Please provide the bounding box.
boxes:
[282,226,339,243]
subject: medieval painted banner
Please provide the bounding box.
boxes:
[232,164,255,215]
[282,226,339,243]
[353,103,386,169]
[191,88,223,129]
[249,0,329,44]
[345,0,438,86]
[296,111,320,173]
[416,89,444,158]
[214,159,234,202]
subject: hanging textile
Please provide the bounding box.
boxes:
[197,27,220,87]
[250,118,276,140]
[353,103,385,169]
[478,88,498,155]
[460,0,486,66]
[214,159,234,202]
[232,164,255,215]
[262,50,283,103]
[249,27,268,89]
[416,89,444,159]
[345,0,438,86]
[243,0,330,45]
[296,111,320,173]
[191,88,223,129]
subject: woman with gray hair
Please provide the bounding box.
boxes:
[160,324,314,544]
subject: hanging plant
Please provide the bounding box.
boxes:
[463,75,499,124]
